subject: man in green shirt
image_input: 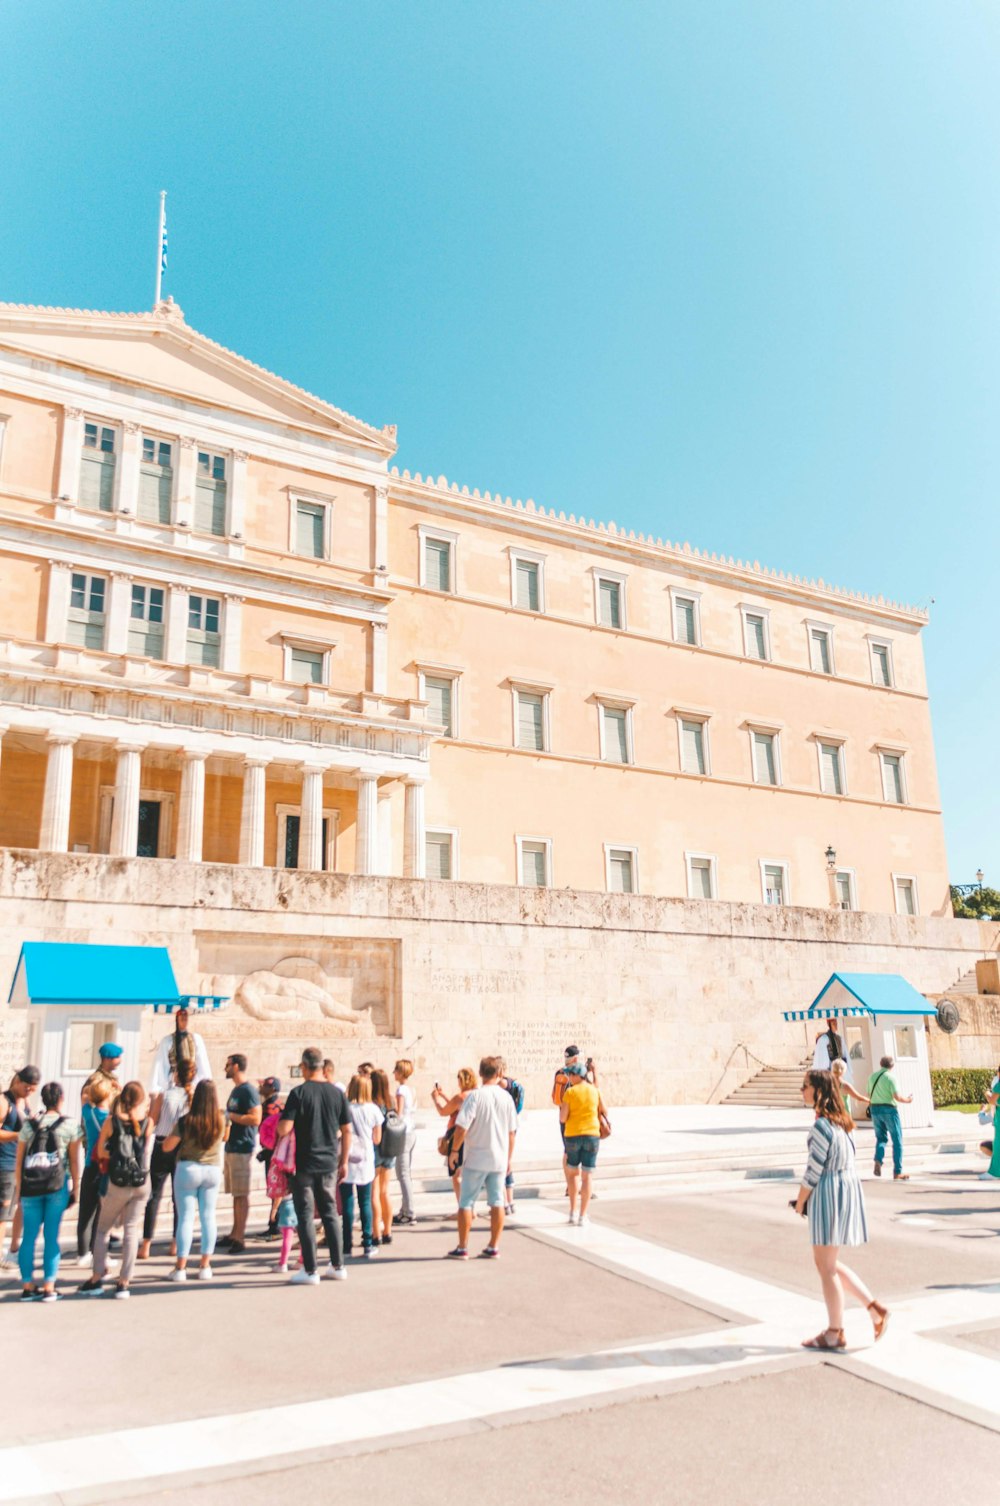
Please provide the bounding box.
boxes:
[867,1055,913,1180]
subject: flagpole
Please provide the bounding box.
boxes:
[154,190,167,306]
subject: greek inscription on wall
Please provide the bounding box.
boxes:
[0,1019,26,1085]
[430,970,524,994]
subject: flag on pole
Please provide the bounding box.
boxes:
[161,208,168,273]
[155,190,168,307]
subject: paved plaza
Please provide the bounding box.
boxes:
[3,1148,1000,1504]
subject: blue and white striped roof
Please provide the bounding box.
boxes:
[783,972,936,1022]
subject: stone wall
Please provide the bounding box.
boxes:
[0,849,995,1107]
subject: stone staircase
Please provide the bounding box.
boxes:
[947,966,980,997]
[723,1061,810,1109]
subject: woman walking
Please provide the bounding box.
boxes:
[14,1082,82,1302]
[79,1082,153,1299]
[342,1075,383,1258]
[393,1059,417,1225]
[369,1069,395,1246]
[559,1066,609,1226]
[830,1058,869,1116]
[979,1064,1000,1181]
[76,1074,113,1266]
[793,1069,889,1350]
[163,1079,227,1282]
[430,1069,476,1207]
[139,1058,195,1261]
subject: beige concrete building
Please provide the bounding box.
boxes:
[0,297,948,917]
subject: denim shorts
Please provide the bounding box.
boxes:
[458,1168,505,1210]
[564,1134,599,1170]
[0,1169,14,1220]
[374,1151,397,1171]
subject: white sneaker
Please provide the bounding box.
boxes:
[112,1285,130,1300]
[568,1212,580,1225]
[289,1268,320,1285]
[579,1214,591,1227]
[979,1171,999,1181]
[77,1251,94,1270]
[276,1261,288,1273]
[329,1264,348,1281]
[363,1247,376,1259]
[198,1265,213,1281]
[168,1268,187,1282]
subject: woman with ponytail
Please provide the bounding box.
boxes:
[79,1081,153,1299]
[139,1057,195,1261]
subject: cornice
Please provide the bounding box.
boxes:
[388,470,929,628]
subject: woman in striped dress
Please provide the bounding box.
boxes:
[793,1069,890,1350]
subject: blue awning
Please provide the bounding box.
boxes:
[783,972,937,1022]
[9,943,181,1007]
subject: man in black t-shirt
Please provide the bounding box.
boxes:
[221,1054,262,1255]
[277,1046,352,1283]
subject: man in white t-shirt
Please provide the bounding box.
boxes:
[447,1056,518,1261]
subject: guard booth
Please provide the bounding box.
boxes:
[784,972,936,1130]
[7,942,225,1105]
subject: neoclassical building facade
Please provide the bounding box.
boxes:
[0,298,950,916]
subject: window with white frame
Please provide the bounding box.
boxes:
[594,572,626,629]
[893,1024,918,1058]
[672,591,701,647]
[741,606,770,661]
[294,499,327,559]
[425,830,456,880]
[761,861,789,906]
[420,530,456,593]
[599,703,632,764]
[686,853,717,900]
[67,571,107,649]
[808,625,834,675]
[277,805,338,871]
[679,717,708,776]
[894,875,917,916]
[288,647,325,685]
[128,583,165,659]
[422,674,456,738]
[606,845,637,894]
[818,740,845,795]
[869,639,894,688]
[195,451,228,536]
[514,688,548,752]
[80,422,116,511]
[186,594,221,667]
[880,750,906,804]
[139,437,173,524]
[518,836,551,887]
[751,728,779,786]
[835,870,856,910]
[510,551,544,612]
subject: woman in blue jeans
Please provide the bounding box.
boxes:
[163,1079,227,1282]
[14,1082,82,1302]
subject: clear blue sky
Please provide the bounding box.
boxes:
[2,1,997,882]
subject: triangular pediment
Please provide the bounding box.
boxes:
[0,301,396,453]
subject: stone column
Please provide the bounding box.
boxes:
[403,778,426,879]
[173,437,197,531]
[238,757,269,866]
[115,421,142,516]
[354,771,379,876]
[106,573,133,655]
[221,596,242,672]
[164,585,190,664]
[56,407,85,504]
[373,484,389,574]
[371,619,388,694]
[39,733,76,852]
[228,451,248,538]
[44,561,73,644]
[109,743,144,856]
[299,765,325,873]
[176,751,208,863]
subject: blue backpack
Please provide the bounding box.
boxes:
[505,1078,525,1115]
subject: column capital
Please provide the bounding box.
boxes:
[45,731,78,747]
[111,570,134,582]
[353,769,380,783]
[115,740,147,755]
[179,435,197,449]
[233,449,249,463]
[124,420,141,435]
[401,774,428,787]
[181,749,210,763]
[47,557,71,570]
[243,755,271,769]
[64,406,83,420]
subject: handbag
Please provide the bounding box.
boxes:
[978,1106,994,1126]
[865,1069,887,1120]
[598,1108,612,1140]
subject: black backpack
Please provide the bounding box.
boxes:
[21,1116,66,1197]
[108,1116,149,1188]
[380,1108,407,1158]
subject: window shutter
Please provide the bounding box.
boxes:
[603,707,628,763]
[296,504,325,558]
[425,833,453,880]
[517,693,545,751]
[882,755,903,803]
[521,842,548,886]
[609,850,634,893]
[195,477,227,536]
[810,631,831,674]
[675,599,696,645]
[424,677,453,736]
[746,615,766,659]
[873,645,891,686]
[753,733,776,785]
[681,720,705,775]
[290,648,323,684]
[425,539,451,592]
[690,860,713,899]
[515,560,540,611]
[820,743,843,795]
[599,579,621,628]
[836,873,852,908]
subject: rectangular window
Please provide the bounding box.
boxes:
[186,593,221,667]
[601,705,630,764]
[893,1024,917,1058]
[743,609,769,661]
[606,847,636,894]
[819,741,844,795]
[809,628,832,675]
[514,558,541,611]
[515,690,547,752]
[295,501,326,559]
[423,676,455,738]
[423,536,453,593]
[752,730,778,786]
[127,583,165,659]
[67,571,107,649]
[680,718,707,776]
[425,830,455,880]
[880,752,905,804]
[519,838,551,887]
[289,647,324,684]
[894,876,917,915]
[762,863,787,906]
[79,422,116,511]
[835,871,855,910]
[597,576,622,629]
[139,437,173,524]
[870,640,894,688]
[687,855,716,900]
[194,451,227,536]
[673,594,699,646]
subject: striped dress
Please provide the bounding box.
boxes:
[803,1116,868,1248]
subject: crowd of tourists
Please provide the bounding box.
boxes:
[0,1008,611,1300]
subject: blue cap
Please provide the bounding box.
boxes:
[99,1042,123,1060]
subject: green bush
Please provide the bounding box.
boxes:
[930,1068,996,1108]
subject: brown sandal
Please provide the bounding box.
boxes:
[802,1328,846,1350]
[868,1301,890,1340]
